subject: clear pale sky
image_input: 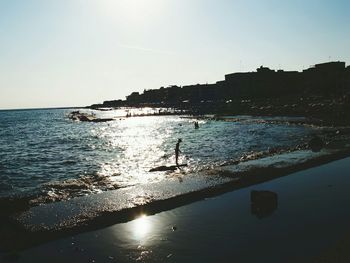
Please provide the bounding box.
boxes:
[0,0,349,109]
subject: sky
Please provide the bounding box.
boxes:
[0,0,349,109]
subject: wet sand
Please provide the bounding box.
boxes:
[2,156,350,262]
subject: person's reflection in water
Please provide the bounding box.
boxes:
[250,190,278,219]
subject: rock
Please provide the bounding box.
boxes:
[251,190,278,219]
[308,135,324,152]
[149,166,177,172]
[68,111,114,123]
[149,164,187,172]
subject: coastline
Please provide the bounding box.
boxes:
[2,144,350,253]
[3,154,350,262]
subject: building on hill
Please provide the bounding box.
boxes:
[302,61,347,95]
[314,61,346,72]
[119,61,350,107]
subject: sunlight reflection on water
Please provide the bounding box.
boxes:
[131,214,152,241]
[93,116,190,187]
[0,109,314,200]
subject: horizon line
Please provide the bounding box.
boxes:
[0,106,83,112]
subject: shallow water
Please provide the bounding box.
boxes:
[0,108,314,202]
[11,157,350,263]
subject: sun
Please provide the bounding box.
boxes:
[98,0,164,24]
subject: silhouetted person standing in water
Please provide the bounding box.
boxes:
[175,139,182,166]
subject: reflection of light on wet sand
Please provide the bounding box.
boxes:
[132,214,152,241]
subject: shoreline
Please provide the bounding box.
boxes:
[2,146,350,253]
[3,153,350,262]
[1,111,350,255]
[89,92,350,126]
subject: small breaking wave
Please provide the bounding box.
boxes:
[0,173,123,214]
[33,173,123,205]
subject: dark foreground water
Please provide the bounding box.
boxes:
[0,108,315,204]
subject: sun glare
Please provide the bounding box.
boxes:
[99,0,164,23]
[132,214,152,240]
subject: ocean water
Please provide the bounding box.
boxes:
[0,108,314,203]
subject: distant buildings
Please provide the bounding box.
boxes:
[91,61,350,109]
[302,61,348,95]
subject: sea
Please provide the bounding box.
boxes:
[0,108,316,205]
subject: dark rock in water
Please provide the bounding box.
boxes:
[149,164,187,172]
[251,190,278,219]
[149,166,177,172]
[68,111,114,123]
[308,135,324,152]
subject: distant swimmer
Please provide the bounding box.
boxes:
[175,139,182,166]
[194,121,199,129]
